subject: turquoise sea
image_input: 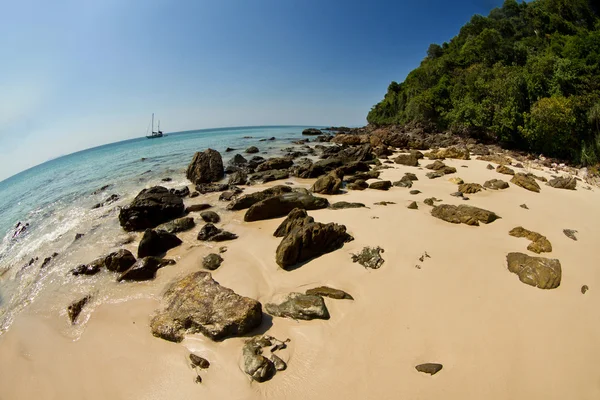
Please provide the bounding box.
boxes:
[0,125,319,333]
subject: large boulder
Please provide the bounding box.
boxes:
[302,128,322,136]
[118,186,184,231]
[509,226,552,254]
[276,222,353,269]
[150,271,263,342]
[511,173,541,193]
[394,153,419,167]
[227,185,293,211]
[186,149,224,184]
[265,293,330,320]
[256,157,293,172]
[273,208,314,238]
[431,204,500,226]
[547,176,577,190]
[138,229,182,258]
[506,252,561,289]
[311,170,343,194]
[156,217,195,234]
[484,179,509,190]
[369,180,392,190]
[117,256,174,282]
[245,193,329,222]
[228,170,248,185]
[336,144,374,163]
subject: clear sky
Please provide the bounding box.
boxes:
[0,0,505,181]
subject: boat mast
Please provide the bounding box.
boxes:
[152,113,155,134]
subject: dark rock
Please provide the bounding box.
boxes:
[92,194,120,209]
[351,246,385,269]
[245,192,329,222]
[450,191,464,197]
[266,293,330,320]
[426,171,444,179]
[416,363,443,375]
[496,164,515,175]
[185,204,212,213]
[486,164,495,170]
[227,185,293,211]
[71,263,102,276]
[271,354,287,371]
[509,226,552,253]
[458,183,483,194]
[138,229,182,258]
[243,336,277,382]
[195,183,230,194]
[347,180,368,190]
[74,233,84,241]
[256,157,293,172]
[336,144,374,163]
[425,160,456,175]
[369,180,392,190]
[394,153,419,167]
[407,201,418,209]
[306,286,353,300]
[118,187,184,232]
[302,128,322,136]
[276,222,353,269]
[484,179,509,190]
[190,191,200,198]
[246,146,260,154]
[431,204,500,226]
[40,252,59,269]
[563,229,578,241]
[581,285,589,294]
[197,223,238,242]
[312,170,343,194]
[91,184,111,195]
[410,190,421,195]
[219,189,242,201]
[247,156,266,170]
[162,177,172,182]
[273,208,314,238]
[404,172,418,181]
[393,177,413,188]
[202,253,224,270]
[200,211,220,223]
[374,201,395,206]
[506,252,561,289]
[118,257,174,282]
[228,170,248,185]
[169,187,190,197]
[423,197,437,206]
[511,173,541,193]
[228,154,248,167]
[330,201,366,210]
[190,354,210,369]
[150,271,262,342]
[103,249,137,272]
[249,169,289,184]
[68,295,90,324]
[547,176,577,190]
[520,204,529,210]
[225,147,235,152]
[186,149,224,184]
[157,217,195,234]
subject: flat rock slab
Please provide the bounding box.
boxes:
[506,252,561,289]
[416,363,443,375]
[431,204,500,226]
[245,192,329,222]
[150,271,262,342]
[563,229,578,241]
[547,176,577,190]
[511,173,540,193]
[509,226,552,253]
[330,201,366,210]
[227,185,292,211]
[305,286,353,300]
[266,293,330,320]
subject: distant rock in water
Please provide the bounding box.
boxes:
[186,149,224,184]
[302,128,322,136]
[118,186,184,231]
[150,271,262,342]
[245,146,259,154]
[92,194,119,209]
[506,252,561,289]
[138,229,182,258]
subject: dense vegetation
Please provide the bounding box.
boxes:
[367,0,600,164]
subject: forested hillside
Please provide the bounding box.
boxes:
[367,0,600,164]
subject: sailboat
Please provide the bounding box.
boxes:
[146,113,164,139]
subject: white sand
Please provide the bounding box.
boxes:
[2,156,600,400]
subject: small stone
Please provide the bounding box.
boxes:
[448,177,464,184]
[415,363,443,375]
[374,201,395,206]
[67,295,90,324]
[458,183,483,194]
[581,285,589,294]
[563,229,578,241]
[266,293,330,320]
[486,164,494,170]
[369,180,392,190]
[202,253,224,270]
[520,204,529,210]
[200,211,220,223]
[219,246,228,253]
[407,201,418,210]
[190,354,210,369]
[410,190,421,195]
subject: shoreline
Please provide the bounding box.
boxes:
[1,136,600,399]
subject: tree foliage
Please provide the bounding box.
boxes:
[367,0,600,164]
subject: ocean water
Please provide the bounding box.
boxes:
[0,125,320,334]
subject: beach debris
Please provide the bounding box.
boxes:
[245,192,329,222]
[407,201,418,209]
[243,335,289,382]
[197,223,238,242]
[119,186,184,231]
[312,170,343,194]
[419,252,431,262]
[266,293,330,320]
[506,252,561,289]
[520,204,529,209]
[431,204,500,226]
[138,229,182,258]
[496,165,515,175]
[547,176,577,190]
[67,295,90,324]
[509,227,552,254]
[305,286,353,300]
[150,271,262,342]
[274,208,314,238]
[186,148,224,184]
[92,193,120,209]
[369,180,392,190]
[581,285,589,294]
[563,229,578,241]
[245,146,259,154]
[351,246,385,269]
[117,257,175,282]
[202,253,224,270]
[484,179,509,190]
[276,222,353,269]
[185,203,212,213]
[227,185,292,211]
[394,153,419,167]
[157,216,195,234]
[425,146,470,160]
[200,211,220,224]
[511,173,541,192]
[458,183,482,194]
[329,201,366,210]
[416,363,443,375]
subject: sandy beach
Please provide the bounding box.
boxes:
[1,151,600,400]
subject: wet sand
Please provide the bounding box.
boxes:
[1,155,600,400]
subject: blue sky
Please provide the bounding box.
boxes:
[0,0,505,181]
